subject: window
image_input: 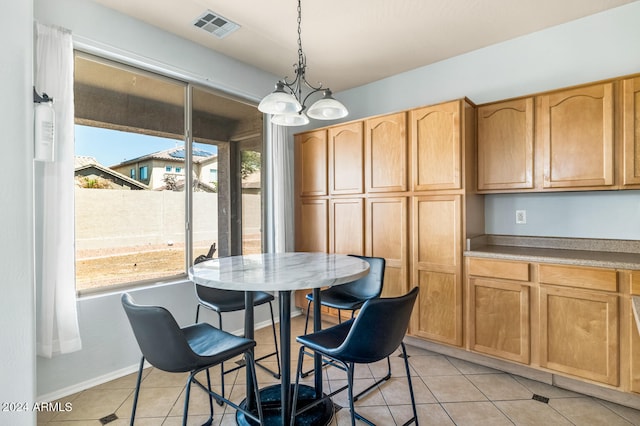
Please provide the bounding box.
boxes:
[73,53,264,293]
[74,54,186,293]
[192,86,263,260]
[139,165,149,181]
[240,149,262,254]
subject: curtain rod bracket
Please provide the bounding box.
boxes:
[33,87,53,103]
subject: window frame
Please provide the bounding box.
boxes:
[139,165,149,181]
[73,50,267,296]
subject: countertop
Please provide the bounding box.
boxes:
[464,235,640,270]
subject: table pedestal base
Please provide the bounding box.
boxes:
[236,384,333,426]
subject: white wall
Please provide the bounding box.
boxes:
[35,0,278,102]
[332,2,640,241]
[0,0,36,424]
[485,190,640,239]
[33,0,282,400]
[337,2,640,120]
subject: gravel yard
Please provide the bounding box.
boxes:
[75,238,260,291]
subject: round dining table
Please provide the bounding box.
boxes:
[188,252,370,426]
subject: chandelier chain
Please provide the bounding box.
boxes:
[297,0,303,64]
[258,0,347,124]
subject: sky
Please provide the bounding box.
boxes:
[75,125,217,167]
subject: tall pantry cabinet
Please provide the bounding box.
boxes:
[294,99,483,347]
[409,100,481,346]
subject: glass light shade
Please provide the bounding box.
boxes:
[306,91,348,120]
[271,112,310,126]
[258,84,302,115]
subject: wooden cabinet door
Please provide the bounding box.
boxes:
[539,285,619,386]
[295,130,327,196]
[537,82,614,189]
[365,112,407,193]
[477,98,534,191]
[295,199,328,253]
[410,100,461,191]
[411,195,462,346]
[622,76,640,187]
[469,277,530,364]
[631,299,640,393]
[330,198,364,256]
[365,197,408,298]
[329,122,364,194]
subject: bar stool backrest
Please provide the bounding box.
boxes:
[332,287,419,363]
[122,293,199,373]
[337,255,385,300]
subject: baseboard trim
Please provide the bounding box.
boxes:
[403,335,640,411]
[36,362,146,403]
[37,312,302,403]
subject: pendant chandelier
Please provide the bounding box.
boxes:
[258,0,348,126]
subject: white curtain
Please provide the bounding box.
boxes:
[270,123,295,253]
[34,23,82,358]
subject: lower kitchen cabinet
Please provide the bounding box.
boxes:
[631,305,640,393]
[295,198,328,253]
[365,197,408,298]
[539,285,619,386]
[467,258,531,363]
[464,256,638,397]
[411,195,462,346]
[329,198,364,256]
[414,270,461,345]
[630,271,640,393]
[469,277,530,364]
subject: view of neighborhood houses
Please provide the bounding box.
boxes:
[77,142,219,192]
[74,125,262,292]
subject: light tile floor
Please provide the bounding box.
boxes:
[38,315,640,425]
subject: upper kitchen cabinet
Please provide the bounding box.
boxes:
[365,112,407,193]
[622,76,640,187]
[410,100,463,191]
[328,122,364,195]
[295,129,327,197]
[536,82,615,189]
[477,98,534,191]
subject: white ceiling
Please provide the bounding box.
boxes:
[94,0,634,92]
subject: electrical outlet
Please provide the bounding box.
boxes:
[516,210,527,224]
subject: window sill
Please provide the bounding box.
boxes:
[77,273,190,299]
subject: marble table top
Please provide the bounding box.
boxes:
[189,252,370,292]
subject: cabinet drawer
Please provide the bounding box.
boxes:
[538,264,617,292]
[468,258,530,281]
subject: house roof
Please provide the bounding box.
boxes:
[156,177,217,193]
[111,147,216,168]
[75,156,148,190]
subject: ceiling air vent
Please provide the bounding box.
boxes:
[193,10,240,39]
